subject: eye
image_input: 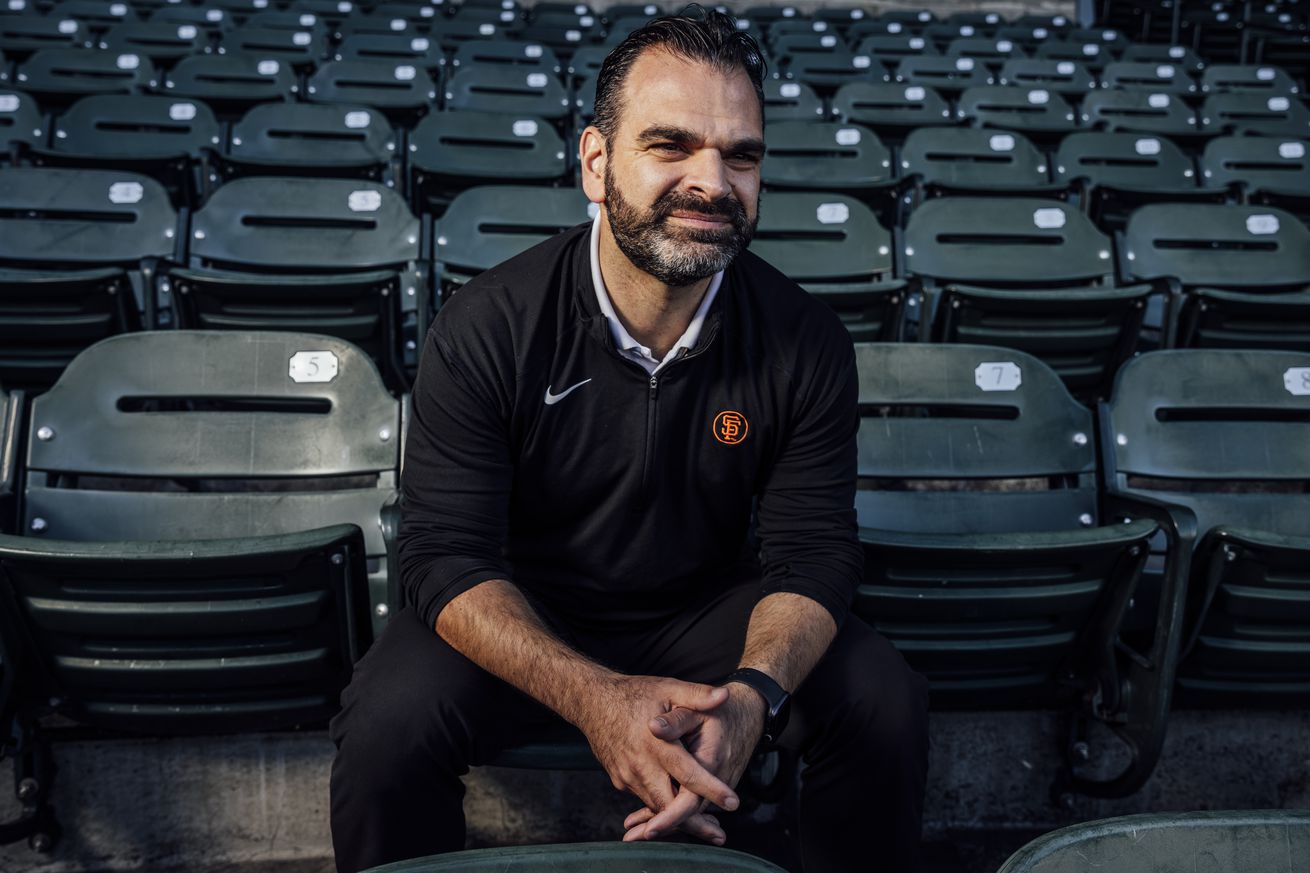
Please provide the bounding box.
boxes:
[652,141,686,155]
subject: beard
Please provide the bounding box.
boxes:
[603,161,758,287]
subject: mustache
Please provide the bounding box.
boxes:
[651,190,749,227]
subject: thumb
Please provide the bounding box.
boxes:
[668,681,729,713]
[649,705,704,741]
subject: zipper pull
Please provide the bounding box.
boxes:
[649,375,658,390]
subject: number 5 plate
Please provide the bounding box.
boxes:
[289,350,339,383]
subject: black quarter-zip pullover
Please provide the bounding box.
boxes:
[398,223,862,634]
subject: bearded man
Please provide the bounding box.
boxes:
[329,10,929,873]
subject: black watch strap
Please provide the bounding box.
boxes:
[725,667,791,744]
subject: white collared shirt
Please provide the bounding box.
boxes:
[589,212,722,376]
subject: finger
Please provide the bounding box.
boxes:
[658,745,739,811]
[623,806,655,830]
[641,787,702,839]
[666,681,729,713]
[680,812,726,846]
[649,706,706,741]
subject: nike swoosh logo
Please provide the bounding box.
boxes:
[544,378,592,405]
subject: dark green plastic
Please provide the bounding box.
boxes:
[832,82,954,137]
[1201,63,1301,96]
[362,842,789,873]
[1200,136,1310,198]
[306,60,435,122]
[854,35,938,63]
[221,25,328,67]
[0,15,88,58]
[335,33,445,71]
[410,109,567,200]
[895,54,992,95]
[997,58,1097,97]
[449,39,562,76]
[223,103,394,177]
[997,809,1310,873]
[0,88,40,152]
[1081,90,1196,136]
[1200,93,1310,138]
[444,63,570,120]
[782,50,887,90]
[1121,44,1204,74]
[761,77,824,123]
[1103,349,1310,703]
[901,127,1053,193]
[761,121,892,190]
[164,54,297,116]
[99,21,206,65]
[1100,61,1198,96]
[1055,132,1197,192]
[15,47,155,106]
[853,343,1159,791]
[956,84,1079,137]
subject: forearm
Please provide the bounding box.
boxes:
[737,591,838,692]
[435,579,615,728]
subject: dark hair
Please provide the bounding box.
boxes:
[592,5,767,141]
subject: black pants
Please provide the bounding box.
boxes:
[329,581,929,873]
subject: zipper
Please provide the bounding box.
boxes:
[641,373,658,492]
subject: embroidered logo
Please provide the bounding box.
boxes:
[544,378,591,406]
[713,410,749,445]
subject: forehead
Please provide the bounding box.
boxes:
[615,48,763,141]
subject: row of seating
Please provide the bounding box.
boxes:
[2,333,1306,801]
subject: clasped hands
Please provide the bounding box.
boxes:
[577,675,767,847]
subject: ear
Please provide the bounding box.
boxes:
[579,125,607,206]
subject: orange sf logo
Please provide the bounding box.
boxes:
[713,410,749,445]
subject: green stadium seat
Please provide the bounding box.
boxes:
[162,54,297,118]
[1120,43,1206,75]
[895,54,993,96]
[218,25,329,70]
[305,60,436,125]
[204,0,271,27]
[1054,132,1212,231]
[565,43,607,82]
[0,15,90,60]
[98,21,208,66]
[853,34,936,63]
[994,24,1060,53]
[243,10,333,37]
[900,127,1058,199]
[409,110,568,216]
[945,36,1026,72]
[447,38,562,78]
[163,177,424,390]
[433,18,515,54]
[767,30,844,61]
[334,32,444,72]
[1199,93,1310,138]
[0,330,386,736]
[996,58,1097,98]
[761,120,897,224]
[444,63,570,120]
[831,82,954,144]
[1081,90,1200,139]
[997,810,1310,872]
[357,842,789,872]
[9,47,155,108]
[955,85,1079,144]
[0,166,175,390]
[854,342,1165,796]
[28,94,219,206]
[148,5,232,40]
[1101,350,1310,705]
[334,12,425,42]
[779,49,887,91]
[432,185,590,294]
[905,197,1150,399]
[1100,60,1199,97]
[0,88,41,160]
[1199,136,1310,222]
[749,192,903,341]
[1199,63,1302,96]
[761,77,824,122]
[218,102,396,183]
[51,0,136,33]
[1122,203,1310,350]
[1035,39,1110,74]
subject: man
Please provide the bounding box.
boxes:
[329,10,928,872]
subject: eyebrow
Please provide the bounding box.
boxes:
[635,124,766,157]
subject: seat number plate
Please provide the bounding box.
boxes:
[290,351,339,384]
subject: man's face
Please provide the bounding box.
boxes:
[598,50,764,287]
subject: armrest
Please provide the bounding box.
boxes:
[0,390,22,504]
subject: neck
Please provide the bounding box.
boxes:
[597,213,712,361]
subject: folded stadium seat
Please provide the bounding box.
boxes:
[0,87,41,162]
[998,810,1310,873]
[767,18,843,48]
[814,5,873,29]
[244,9,335,36]
[0,330,388,745]
[852,34,937,63]
[432,185,590,295]
[334,12,427,43]
[162,177,425,390]
[853,342,1167,796]
[445,38,562,80]
[444,63,570,122]
[1199,63,1302,97]
[776,49,888,93]
[1054,132,1214,232]
[148,5,234,41]
[830,82,954,145]
[295,0,362,26]
[47,0,136,35]
[769,30,848,63]
[1101,349,1310,707]
[1199,135,1310,222]
[535,2,596,18]
[741,4,799,27]
[431,18,518,54]
[305,60,436,126]
[996,58,1097,99]
[1119,42,1206,76]
[603,3,661,23]
[572,70,595,122]
[217,25,329,72]
[945,36,1026,75]
[517,15,603,56]
[162,53,297,119]
[899,127,1062,204]
[1121,203,1310,350]
[761,78,824,122]
[410,110,567,217]
[1200,93,1310,138]
[6,47,156,110]
[1081,90,1203,144]
[359,842,790,873]
[894,54,993,97]
[1099,60,1199,97]
[0,15,90,62]
[601,15,656,46]
[955,85,1079,146]
[334,32,444,74]
[564,42,607,83]
[369,1,448,31]
[218,103,397,184]
[1035,39,1111,74]
[877,9,938,32]
[1068,26,1129,54]
[203,0,277,28]
[904,197,1150,399]
[924,23,998,51]
[0,166,175,391]
[747,192,905,341]
[995,23,1062,54]
[27,94,218,207]
[1251,32,1310,89]
[946,10,1005,30]
[98,20,208,68]
[761,120,898,227]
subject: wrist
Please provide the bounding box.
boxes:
[725,681,769,727]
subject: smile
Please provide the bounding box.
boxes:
[666,212,732,229]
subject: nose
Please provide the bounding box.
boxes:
[682,149,732,202]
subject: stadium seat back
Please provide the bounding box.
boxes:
[444,63,570,119]
[164,54,296,117]
[900,126,1050,193]
[0,88,41,155]
[220,25,328,67]
[780,50,887,90]
[761,121,891,190]
[306,60,435,123]
[853,34,937,62]
[449,39,561,76]
[1100,60,1198,96]
[1200,93,1310,138]
[956,85,1078,137]
[831,82,952,138]
[359,842,790,872]
[996,58,1096,97]
[99,21,208,66]
[335,32,444,69]
[13,47,155,106]
[895,54,992,94]
[1200,64,1301,96]
[1199,136,1310,222]
[1120,43,1205,75]
[1055,131,1196,193]
[1081,90,1197,137]
[761,78,824,122]
[223,102,394,180]
[0,15,89,58]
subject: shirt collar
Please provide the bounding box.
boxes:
[589,211,722,373]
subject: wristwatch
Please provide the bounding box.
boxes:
[725,668,791,745]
